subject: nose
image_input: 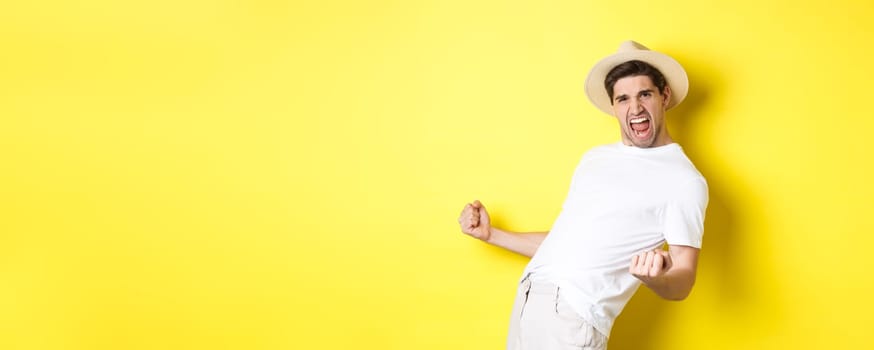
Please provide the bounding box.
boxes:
[629,98,644,115]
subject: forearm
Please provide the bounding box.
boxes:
[485,227,547,258]
[641,266,696,301]
[631,245,700,301]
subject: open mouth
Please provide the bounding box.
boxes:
[629,116,651,138]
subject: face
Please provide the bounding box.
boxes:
[610,75,673,148]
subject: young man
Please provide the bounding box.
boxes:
[457,41,708,350]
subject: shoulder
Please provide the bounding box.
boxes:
[661,146,709,202]
[666,146,707,182]
[579,142,622,161]
[667,174,708,206]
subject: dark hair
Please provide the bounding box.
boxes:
[604,60,667,104]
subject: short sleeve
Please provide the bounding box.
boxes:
[662,178,709,248]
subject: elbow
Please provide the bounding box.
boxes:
[661,280,696,301]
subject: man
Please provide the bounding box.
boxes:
[457,41,708,350]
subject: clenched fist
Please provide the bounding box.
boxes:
[458,200,491,242]
[630,249,673,283]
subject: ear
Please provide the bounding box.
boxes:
[611,104,621,120]
[662,85,672,108]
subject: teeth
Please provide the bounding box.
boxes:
[630,117,647,124]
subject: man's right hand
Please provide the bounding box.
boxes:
[458,200,491,242]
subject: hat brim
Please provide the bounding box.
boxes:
[584,50,688,117]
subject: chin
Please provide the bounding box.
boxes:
[624,135,655,148]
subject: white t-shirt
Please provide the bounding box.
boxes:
[522,141,708,337]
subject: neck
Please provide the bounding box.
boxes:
[621,127,674,148]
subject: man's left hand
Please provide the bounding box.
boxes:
[630,249,672,283]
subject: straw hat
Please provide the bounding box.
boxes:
[584,40,688,116]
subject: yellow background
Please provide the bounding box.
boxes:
[2,0,873,348]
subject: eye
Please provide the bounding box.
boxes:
[640,91,652,98]
[616,96,628,103]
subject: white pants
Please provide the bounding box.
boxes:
[506,277,608,350]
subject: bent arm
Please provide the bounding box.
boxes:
[636,245,700,301]
[486,227,548,258]
[457,200,547,258]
